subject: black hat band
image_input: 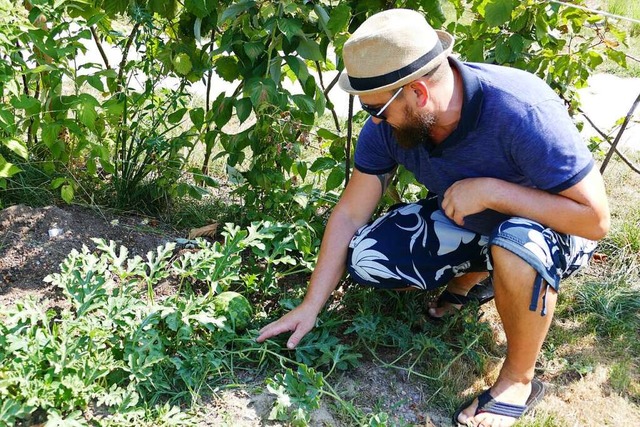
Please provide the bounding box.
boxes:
[347,41,444,91]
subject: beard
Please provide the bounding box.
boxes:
[392,105,438,149]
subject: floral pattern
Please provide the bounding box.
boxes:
[347,200,597,291]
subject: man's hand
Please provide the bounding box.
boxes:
[256,303,318,349]
[442,177,495,226]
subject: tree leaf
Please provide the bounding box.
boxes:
[485,0,515,27]
[243,42,264,63]
[61,184,74,204]
[466,40,485,62]
[310,157,336,172]
[296,36,323,61]
[214,96,234,128]
[494,38,511,63]
[292,94,315,113]
[235,98,252,123]
[327,3,351,36]
[76,94,99,130]
[189,108,205,129]
[219,0,256,24]
[326,167,345,191]
[278,18,303,41]
[184,0,216,19]
[246,78,278,109]
[2,138,28,160]
[285,56,309,84]
[168,108,188,124]
[215,56,239,82]
[0,155,21,178]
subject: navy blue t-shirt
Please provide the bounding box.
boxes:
[354,57,594,235]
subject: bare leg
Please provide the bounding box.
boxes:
[456,246,555,427]
[428,271,490,317]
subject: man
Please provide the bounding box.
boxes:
[257,8,610,427]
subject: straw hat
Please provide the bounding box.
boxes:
[338,9,454,95]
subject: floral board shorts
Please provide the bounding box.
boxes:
[346,197,597,315]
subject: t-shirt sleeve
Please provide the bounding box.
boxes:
[354,119,398,175]
[510,99,594,193]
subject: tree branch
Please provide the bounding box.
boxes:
[90,26,111,70]
[315,61,341,133]
[597,91,640,174]
[579,109,640,175]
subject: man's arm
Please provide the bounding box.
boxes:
[256,169,392,348]
[441,167,610,240]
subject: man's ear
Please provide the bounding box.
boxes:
[408,80,429,108]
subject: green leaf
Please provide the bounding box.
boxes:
[310,157,336,172]
[215,56,239,82]
[278,18,303,41]
[285,56,309,84]
[0,109,15,134]
[51,177,66,189]
[466,40,484,63]
[2,138,28,159]
[103,96,124,117]
[317,128,339,141]
[86,75,106,92]
[327,3,351,36]
[219,0,256,24]
[173,53,193,75]
[184,0,216,19]
[296,36,323,61]
[10,94,39,110]
[189,108,205,128]
[168,108,188,124]
[76,94,99,130]
[313,3,331,37]
[0,155,21,178]
[10,95,40,115]
[485,0,515,27]
[494,38,511,64]
[60,184,74,203]
[235,98,252,123]
[605,49,627,68]
[325,167,345,191]
[243,42,264,63]
[508,34,525,54]
[246,78,278,109]
[214,96,234,128]
[292,94,315,113]
[294,161,307,181]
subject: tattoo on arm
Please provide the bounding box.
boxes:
[376,167,397,196]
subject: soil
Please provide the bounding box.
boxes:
[0,204,181,308]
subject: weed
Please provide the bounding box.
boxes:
[573,279,640,339]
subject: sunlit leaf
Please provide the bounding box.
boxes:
[215,56,239,82]
[0,155,21,178]
[2,138,28,160]
[485,0,515,27]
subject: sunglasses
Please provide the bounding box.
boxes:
[360,86,403,120]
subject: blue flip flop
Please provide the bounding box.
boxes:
[452,378,546,426]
